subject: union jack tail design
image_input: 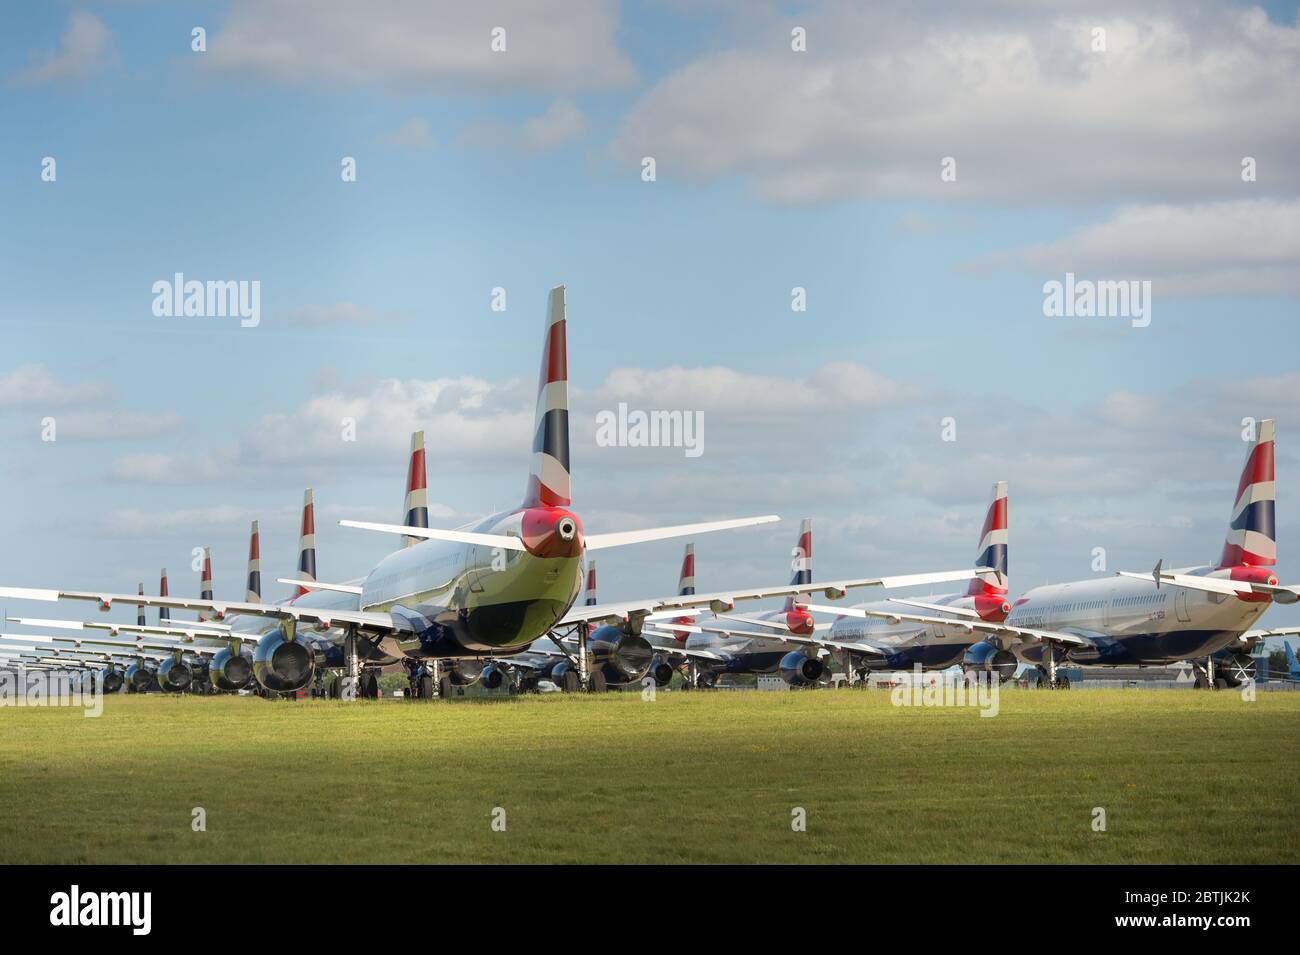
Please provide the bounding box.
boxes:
[584,561,598,605]
[402,430,429,549]
[967,480,1009,595]
[137,584,146,627]
[198,547,213,621]
[1220,418,1276,568]
[246,520,262,601]
[523,285,571,507]
[296,488,317,598]
[677,544,696,596]
[782,519,813,612]
[159,568,169,623]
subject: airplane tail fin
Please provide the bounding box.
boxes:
[246,520,262,602]
[158,568,169,623]
[1285,641,1300,679]
[296,488,317,598]
[1219,419,1276,569]
[402,430,429,549]
[584,560,598,605]
[678,543,696,596]
[137,584,145,627]
[522,285,571,508]
[198,547,214,621]
[782,518,812,612]
[967,480,1009,595]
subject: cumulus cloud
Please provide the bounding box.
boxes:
[463,100,588,154]
[9,10,114,86]
[967,199,1300,296]
[203,0,635,93]
[0,363,110,408]
[613,1,1300,204]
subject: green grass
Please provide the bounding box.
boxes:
[1,689,1297,863]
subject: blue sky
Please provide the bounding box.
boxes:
[1,1,1298,641]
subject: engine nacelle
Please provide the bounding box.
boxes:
[587,625,654,685]
[156,656,194,693]
[963,640,1018,681]
[779,651,824,686]
[210,648,254,691]
[649,656,675,687]
[125,662,157,693]
[100,668,124,694]
[479,664,507,690]
[253,632,315,693]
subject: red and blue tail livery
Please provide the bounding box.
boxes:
[403,430,429,549]
[246,520,262,602]
[677,543,695,596]
[1220,418,1276,569]
[967,480,1009,595]
[524,285,571,508]
[296,488,317,598]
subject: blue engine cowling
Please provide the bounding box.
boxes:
[779,651,825,686]
[156,656,194,693]
[253,632,315,693]
[962,640,1018,681]
[210,647,254,691]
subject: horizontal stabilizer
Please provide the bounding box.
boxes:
[585,515,780,551]
[276,578,364,595]
[338,520,527,550]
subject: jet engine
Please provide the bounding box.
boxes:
[962,639,1018,681]
[156,656,194,693]
[99,668,124,694]
[479,664,508,690]
[210,647,254,691]
[253,631,315,693]
[125,662,157,693]
[779,650,825,686]
[586,624,654,685]
[648,655,675,688]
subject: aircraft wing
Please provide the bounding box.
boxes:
[9,616,233,641]
[639,633,728,662]
[557,568,981,628]
[798,603,1094,648]
[0,588,393,634]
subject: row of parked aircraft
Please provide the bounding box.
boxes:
[2,286,1298,695]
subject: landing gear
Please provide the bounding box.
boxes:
[561,669,582,693]
[417,674,433,700]
[438,674,455,699]
[361,670,379,699]
[587,669,607,693]
[1193,655,1225,690]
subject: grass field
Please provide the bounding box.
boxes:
[1,689,1297,864]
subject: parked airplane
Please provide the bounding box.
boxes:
[0,287,978,697]
[793,481,1016,681]
[804,422,1300,688]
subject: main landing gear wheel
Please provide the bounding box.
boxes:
[361,672,379,699]
[561,670,582,693]
[587,670,607,693]
[417,675,433,700]
[438,675,455,700]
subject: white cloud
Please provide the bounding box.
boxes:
[0,364,110,408]
[10,11,114,86]
[204,0,635,93]
[613,2,1300,204]
[381,118,435,150]
[43,411,183,441]
[462,99,588,154]
[967,199,1300,296]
